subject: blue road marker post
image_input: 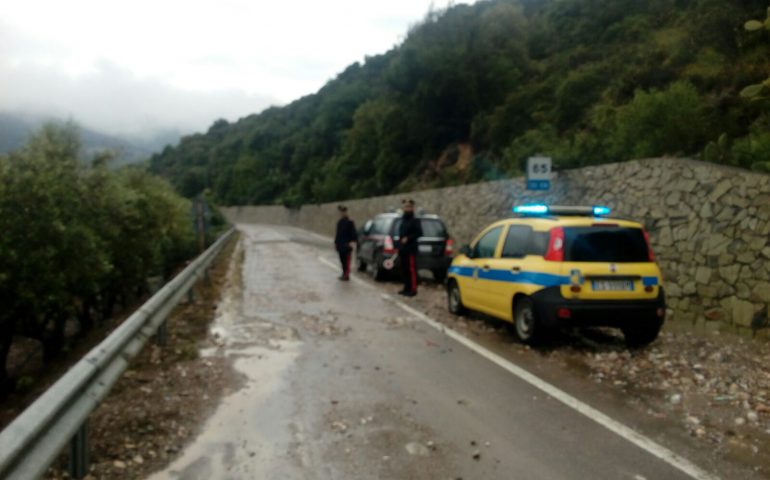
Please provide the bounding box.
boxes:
[526,156,552,191]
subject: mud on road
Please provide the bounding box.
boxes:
[147,225,464,480]
[151,224,769,480]
[39,224,770,479]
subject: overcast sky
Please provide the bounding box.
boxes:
[0,0,469,138]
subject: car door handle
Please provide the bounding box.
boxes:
[482,265,491,271]
[511,266,521,272]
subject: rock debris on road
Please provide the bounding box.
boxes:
[82,225,770,479]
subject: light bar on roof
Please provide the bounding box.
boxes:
[512,204,612,217]
[592,206,611,216]
[513,204,549,214]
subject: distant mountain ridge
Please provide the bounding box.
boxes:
[0,112,180,166]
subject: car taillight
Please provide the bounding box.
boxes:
[444,238,454,256]
[383,235,395,254]
[544,227,564,262]
[643,230,655,262]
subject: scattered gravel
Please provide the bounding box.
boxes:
[407,280,770,474]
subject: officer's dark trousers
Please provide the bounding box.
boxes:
[337,246,352,277]
[400,252,417,293]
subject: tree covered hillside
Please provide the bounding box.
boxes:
[150,0,770,206]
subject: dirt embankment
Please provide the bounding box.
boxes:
[43,234,242,479]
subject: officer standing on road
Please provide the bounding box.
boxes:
[398,199,422,297]
[334,205,357,281]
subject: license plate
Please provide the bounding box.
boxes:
[592,280,634,291]
[418,245,432,253]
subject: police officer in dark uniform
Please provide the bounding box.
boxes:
[398,199,422,296]
[334,205,357,281]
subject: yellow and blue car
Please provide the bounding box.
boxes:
[446,205,665,347]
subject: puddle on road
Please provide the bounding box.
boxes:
[149,227,459,479]
[147,341,303,480]
[148,234,308,480]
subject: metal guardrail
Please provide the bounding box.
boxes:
[0,228,235,480]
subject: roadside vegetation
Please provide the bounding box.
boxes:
[0,122,198,393]
[150,0,770,206]
[41,233,241,479]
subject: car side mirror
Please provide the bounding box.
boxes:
[460,244,472,257]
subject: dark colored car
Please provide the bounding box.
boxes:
[357,212,453,282]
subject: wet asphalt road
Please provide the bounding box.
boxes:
[149,224,717,480]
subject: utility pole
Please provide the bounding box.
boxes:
[196,196,206,253]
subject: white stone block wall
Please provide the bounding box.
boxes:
[222,158,770,337]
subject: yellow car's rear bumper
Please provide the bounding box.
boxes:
[531,286,666,329]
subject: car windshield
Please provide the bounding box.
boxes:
[564,227,649,263]
[393,218,446,238]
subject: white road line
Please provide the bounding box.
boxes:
[386,295,717,480]
[317,256,374,289]
[309,231,333,242]
[274,231,291,242]
[317,252,716,479]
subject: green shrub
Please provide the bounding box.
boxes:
[0,122,196,389]
[600,81,708,159]
[732,131,770,170]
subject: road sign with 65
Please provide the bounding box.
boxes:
[526,156,552,190]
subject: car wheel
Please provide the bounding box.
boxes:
[622,322,662,349]
[432,269,446,283]
[447,280,467,315]
[372,252,386,281]
[357,256,367,272]
[514,297,541,344]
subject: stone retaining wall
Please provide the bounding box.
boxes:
[223,158,770,338]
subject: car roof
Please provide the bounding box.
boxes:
[491,215,644,231]
[374,213,441,220]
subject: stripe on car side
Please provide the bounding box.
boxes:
[448,266,659,288]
